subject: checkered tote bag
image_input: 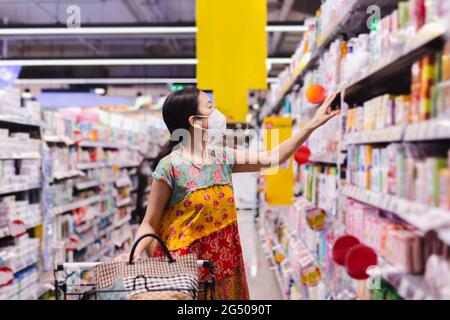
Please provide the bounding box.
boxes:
[94,233,199,300]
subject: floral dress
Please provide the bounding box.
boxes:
[151,146,250,300]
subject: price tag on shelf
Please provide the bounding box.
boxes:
[418,123,428,140]
[423,122,433,140]
[388,196,398,213]
[383,196,392,211]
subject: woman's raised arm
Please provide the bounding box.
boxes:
[232,93,339,173]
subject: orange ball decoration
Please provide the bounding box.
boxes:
[306,84,326,104]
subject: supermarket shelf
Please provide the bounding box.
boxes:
[0,180,41,195]
[344,20,446,104]
[37,282,52,298]
[97,224,115,238]
[75,176,118,190]
[308,152,340,165]
[115,177,131,188]
[262,0,384,114]
[96,209,117,220]
[0,219,42,239]
[0,151,41,160]
[344,125,404,144]
[114,216,131,229]
[75,179,102,190]
[265,18,446,118]
[437,227,450,247]
[51,194,110,216]
[0,114,43,127]
[403,119,450,142]
[115,197,132,207]
[51,169,85,181]
[74,219,96,234]
[342,185,450,232]
[9,254,40,273]
[76,161,108,170]
[260,229,287,300]
[76,236,96,251]
[344,120,450,145]
[96,210,117,220]
[372,257,438,300]
[86,244,113,262]
[117,161,141,168]
[44,135,74,145]
[12,281,41,300]
[78,140,118,149]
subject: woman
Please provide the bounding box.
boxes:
[132,87,338,300]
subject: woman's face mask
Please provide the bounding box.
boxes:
[193,108,227,145]
[194,108,227,134]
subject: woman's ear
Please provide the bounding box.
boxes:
[188,115,199,129]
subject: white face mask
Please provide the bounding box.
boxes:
[194,108,227,145]
[195,108,227,135]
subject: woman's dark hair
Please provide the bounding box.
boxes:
[152,87,201,170]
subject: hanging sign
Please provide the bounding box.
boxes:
[263,117,294,205]
[197,0,267,122]
[300,263,322,287]
[305,208,328,231]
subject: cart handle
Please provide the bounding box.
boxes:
[129,233,175,265]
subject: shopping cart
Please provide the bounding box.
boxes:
[53,234,215,300]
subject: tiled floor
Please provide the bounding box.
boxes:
[237,210,283,300]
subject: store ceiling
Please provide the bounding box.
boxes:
[0,0,321,80]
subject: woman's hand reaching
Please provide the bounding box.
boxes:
[307,93,340,130]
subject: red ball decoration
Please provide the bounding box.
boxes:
[345,244,378,280]
[294,146,311,165]
[332,235,360,266]
[306,84,326,104]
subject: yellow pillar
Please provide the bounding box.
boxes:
[196,0,267,123]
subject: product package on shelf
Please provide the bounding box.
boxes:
[343,197,450,299]
[0,87,41,122]
[0,235,41,300]
[346,142,450,209]
[264,0,450,114]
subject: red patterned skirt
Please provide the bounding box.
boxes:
[153,221,250,300]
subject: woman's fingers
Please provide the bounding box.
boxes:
[326,109,340,119]
[320,93,337,112]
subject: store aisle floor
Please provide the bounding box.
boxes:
[237,210,283,300]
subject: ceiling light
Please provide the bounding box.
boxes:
[265,25,307,32]
[15,77,278,85]
[266,57,291,64]
[0,58,198,67]
[0,58,289,67]
[0,25,305,36]
[94,87,106,95]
